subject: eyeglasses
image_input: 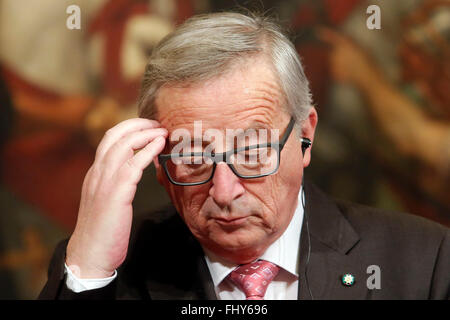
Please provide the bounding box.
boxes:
[158,117,311,186]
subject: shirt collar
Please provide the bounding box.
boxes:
[203,188,304,287]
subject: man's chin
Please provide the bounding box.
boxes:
[203,231,269,263]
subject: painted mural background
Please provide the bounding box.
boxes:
[0,0,448,299]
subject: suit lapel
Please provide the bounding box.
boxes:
[195,253,218,300]
[143,215,216,300]
[297,181,368,299]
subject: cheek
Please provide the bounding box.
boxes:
[243,175,294,232]
[264,148,303,226]
[170,185,209,226]
[279,142,304,190]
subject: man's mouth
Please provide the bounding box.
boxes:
[212,216,249,226]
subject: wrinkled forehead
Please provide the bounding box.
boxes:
[154,56,288,133]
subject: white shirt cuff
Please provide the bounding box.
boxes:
[64,263,117,293]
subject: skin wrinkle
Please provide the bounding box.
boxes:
[159,107,280,155]
[155,55,283,131]
[153,55,315,264]
[158,100,277,133]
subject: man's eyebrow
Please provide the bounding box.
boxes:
[166,121,277,148]
[168,138,210,148]
[245,120,272,131]
[232,121,276,138]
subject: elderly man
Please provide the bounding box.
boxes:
[39,12,449,300]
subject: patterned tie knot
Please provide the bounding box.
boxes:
[229,260,280,300]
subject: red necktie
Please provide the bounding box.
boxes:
[229,260,280,300]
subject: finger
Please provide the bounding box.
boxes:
[96,118,161,162]
[119,136,166,185]
[78,166,92,213]
[101,128,168,175]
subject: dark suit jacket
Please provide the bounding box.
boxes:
[38,182,450,299]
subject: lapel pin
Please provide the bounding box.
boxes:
[341,274,355,286]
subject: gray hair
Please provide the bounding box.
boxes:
[137,11,313,133]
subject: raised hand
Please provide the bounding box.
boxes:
[66,118,167,278]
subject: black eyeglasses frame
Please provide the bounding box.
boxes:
[158,117,311,186]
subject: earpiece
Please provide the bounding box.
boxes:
[301,138,312,155]
[301,141,314,300]
[301,180,313,300]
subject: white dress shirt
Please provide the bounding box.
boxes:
[65,189,304,298]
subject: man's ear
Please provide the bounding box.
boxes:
[301,107,318,168]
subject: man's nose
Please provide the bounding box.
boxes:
[209,163,245,208]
